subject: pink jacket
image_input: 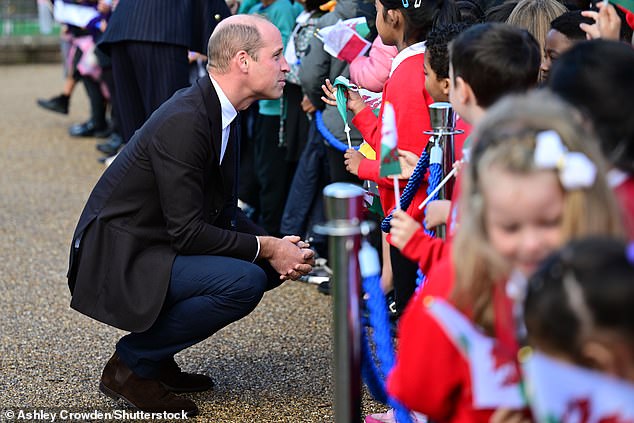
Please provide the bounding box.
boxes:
[349,37,398,92]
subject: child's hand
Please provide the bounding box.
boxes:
[344,148,363,176]
[581,2,621,41]
[398,149,419,179]
[489,409,532,423]
[389,209,421,250]
[424,200,451,229]
[301,95,316,113]
[97,0,112,13]
[320,79,365,115]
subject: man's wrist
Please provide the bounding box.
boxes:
[253,236,261,262]
[255,236,274,260]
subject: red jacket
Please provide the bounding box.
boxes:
[392,119,471,275]
[387,255,525,422]
[353,52,432,222]
[610,170,634,240]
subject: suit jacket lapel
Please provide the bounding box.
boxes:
[198,76,223,167]
[220,118,239,194]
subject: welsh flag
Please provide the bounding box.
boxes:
[380,102,402,177]
[612,0,634,13]
[522,350,634,422]
[426,297,525,409]
[316,18,371,63]
[612,0,634,30]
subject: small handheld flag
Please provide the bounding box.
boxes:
[332,76,384,149]
[380,102,402,209]
[315,18,372,63]
[333,76,354,149]
[612,0,634,14]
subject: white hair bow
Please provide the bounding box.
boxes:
[533,130,597,190]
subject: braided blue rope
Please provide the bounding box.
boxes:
[359,242,412,423]
[315,110,360,152]
[361,327,412,423]
[363,274,395,375]
[424,162,443,232]
[361,324,389,404]
[413,159,444,288]
[415,268,426,288]
[381,150,430,233]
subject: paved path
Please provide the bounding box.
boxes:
[0,64,383,422]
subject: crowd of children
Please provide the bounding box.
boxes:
[316,0,633,421]
[358,1,633,421]
[39,0,634,420]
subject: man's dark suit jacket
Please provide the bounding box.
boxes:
[68,76,265,333]
[99,0,231,54]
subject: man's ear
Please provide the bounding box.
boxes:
[237,51,249,72]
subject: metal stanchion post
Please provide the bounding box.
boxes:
[424,102,461,240]
[314,182,372,423]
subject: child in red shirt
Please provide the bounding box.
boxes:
[387,90,625,422]
[548,40,634,239]
[322,0,459,315]
[390,22,541,276]
[522,237,634,420]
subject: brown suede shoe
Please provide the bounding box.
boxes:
[159,358,214,393]
[99,353,198,416]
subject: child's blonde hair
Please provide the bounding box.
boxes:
[506,0,567,62]
[452,89,624,332]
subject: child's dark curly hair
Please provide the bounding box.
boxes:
[426,22,472,79]
[525,237,634,364]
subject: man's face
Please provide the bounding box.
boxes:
[540,29,573,82]
[248,22,289,100]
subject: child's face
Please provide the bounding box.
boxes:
[424,52,449,103]
[448,64,460,110]
[375,0,398,46]
[482,167,565,277]
[540,29,573,82]
[448,63,469,123]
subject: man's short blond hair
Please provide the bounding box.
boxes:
[207,15,268,73]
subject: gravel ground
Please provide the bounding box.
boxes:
[0,64,385,422]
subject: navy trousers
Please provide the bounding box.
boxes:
[110,41,190,143]
[116,255,271,378]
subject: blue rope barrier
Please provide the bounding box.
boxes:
[424,162,443,236]
[360,142,445,421]
[315,110,360,152]
[415,153,444,288]
[361,325,389,403]
[380,150,430,233]
[359,242,412,423]
[363,274,395,375]
[361,329,412,423]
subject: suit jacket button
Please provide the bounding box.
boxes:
[214,14,221,21]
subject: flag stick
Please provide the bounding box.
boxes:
[344,124,352,149]
[393,176,401,210]
[417,166,458,210]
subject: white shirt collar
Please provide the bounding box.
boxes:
[208,74,237,131]
[389,41,426,77]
